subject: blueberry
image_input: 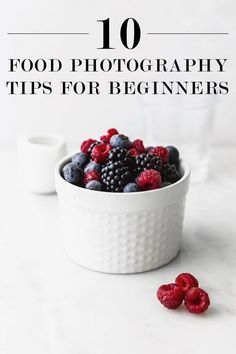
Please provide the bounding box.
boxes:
[62,163,83,185]
[123,182,140,193]
[110,134,132,149]
[84,161,102,173]
[85,180,103,191]
[166,146,179,164]
[71,152,88,168]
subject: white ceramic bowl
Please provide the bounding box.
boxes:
[55,157,190,274]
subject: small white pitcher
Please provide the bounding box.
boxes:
[18,134,67,194]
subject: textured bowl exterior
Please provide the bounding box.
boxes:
[55,157,190,274]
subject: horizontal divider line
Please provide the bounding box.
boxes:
[147,32,229,35]
[7,32,90,35]
[7,32,229,36]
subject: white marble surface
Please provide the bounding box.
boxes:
[0,147,236,354]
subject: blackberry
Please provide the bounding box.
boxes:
[135,153,162,174]
[108,147,134,165]
[101,160,133,192]
[162,164,180,183]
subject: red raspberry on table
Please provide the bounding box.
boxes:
[91,143,111,163]
[128,148,139,157]
[136,169,161,191]
[100,128,119,143]
[83,170,101,185]
[157,284,184,309]
[132,139,145,153]
[184,287,210,314]
[150,146,169,164]
[175,273,199,294]
[81,139,97,154]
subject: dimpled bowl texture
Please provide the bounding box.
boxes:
[55,156,190,274]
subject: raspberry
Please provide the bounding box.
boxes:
[100,135,108,142]
[132,139,145,153]
[100,128,119,143]
[108,128,119,135]
[128,148,139,157]
[157,284,184,309]
[87,141,100,155]
[83,170,101,185]
[150,146,169,164]
[136,169,161,191]
[91,143,111,163]
[175,273,199,294]
[184,287,210,314]
[81,139,97,154]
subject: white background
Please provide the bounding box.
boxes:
[0,0,235,146]
[1,2,236,354]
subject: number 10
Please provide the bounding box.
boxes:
[97,18,141,50]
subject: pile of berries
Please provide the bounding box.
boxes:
[62,128,181,192]
[157,273,210,314]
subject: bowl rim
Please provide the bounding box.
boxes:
[55,154,190,197]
